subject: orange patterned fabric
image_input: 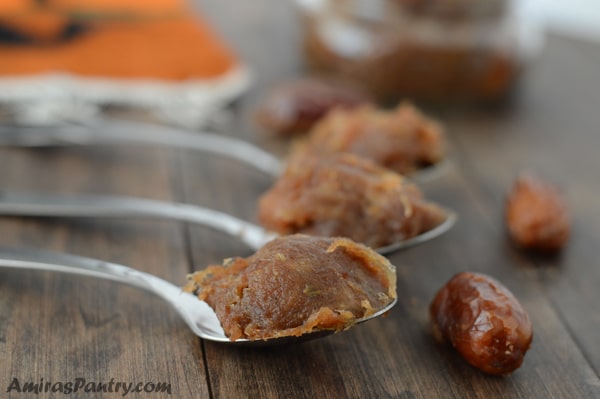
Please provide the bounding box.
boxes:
[0,0,185,16]
[49,0,186,15]
[0,10,69,42]
[0,0,240,82]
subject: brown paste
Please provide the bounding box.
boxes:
[258,153,447,249]
[292,102,445,176]
[185,234,397,341]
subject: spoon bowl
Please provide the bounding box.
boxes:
[0,190,457,255]
[0,246,397,346]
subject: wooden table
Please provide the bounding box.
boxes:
[1,1,600,398]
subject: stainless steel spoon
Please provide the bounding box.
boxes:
[0,118,448,184]
[0,246,397,346]
[0,191,457,255]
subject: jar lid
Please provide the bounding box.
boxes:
[296,0,510,22]
[395,0,508,20]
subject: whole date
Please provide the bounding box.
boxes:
[255,78,369,136]
[430,272,533,375]
[505,172,570,252]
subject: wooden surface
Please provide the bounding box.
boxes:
[1,1,600,398]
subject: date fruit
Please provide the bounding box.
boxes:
[506,172,570,252]
[430,272,533,376]
[255,78,369,136]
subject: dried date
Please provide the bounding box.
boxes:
[430,272,533,375]
[255,78,369,136]
[505,172,570,252]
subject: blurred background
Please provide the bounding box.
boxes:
[520,0,600,41]
[0,0,597,129]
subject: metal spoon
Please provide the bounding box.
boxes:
[0,118,448,184]
[0,190,456,255]
[0,246,397,346]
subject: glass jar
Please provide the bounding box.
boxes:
[296,0,540,104]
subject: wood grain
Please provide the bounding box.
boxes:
[0,146,211,398]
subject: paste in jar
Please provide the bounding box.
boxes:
[298,0,526,102]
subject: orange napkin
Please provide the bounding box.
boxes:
[0,0,250,125]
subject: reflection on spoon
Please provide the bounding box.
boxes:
[0,118,448,184]
[0,190,456,256]
[0,240,397,346]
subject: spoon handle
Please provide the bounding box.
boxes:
[0,246,178,298]
[0,118,283,177]
[0,191,272,250]
[0,119,450,184]
[0,246,228,340]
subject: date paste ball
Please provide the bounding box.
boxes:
[185,234,397,341]
[258,153,447,249]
